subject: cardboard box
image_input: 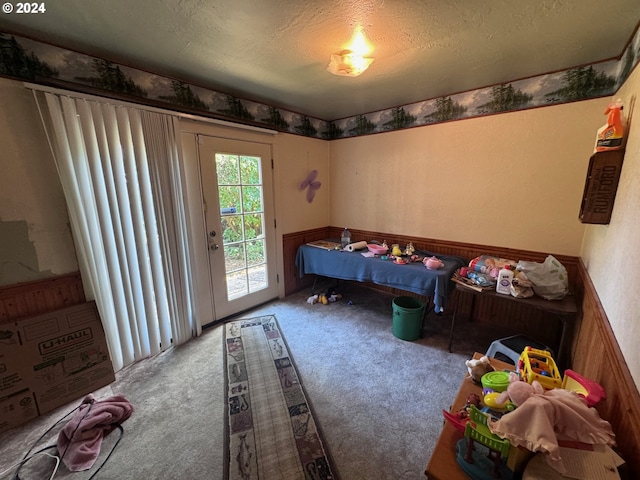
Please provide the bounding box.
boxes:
[0,328,39,432]
[0,301,115,433]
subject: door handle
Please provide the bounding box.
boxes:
[208,231,219,251]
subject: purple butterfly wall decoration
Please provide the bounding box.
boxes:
[299,169,321,203]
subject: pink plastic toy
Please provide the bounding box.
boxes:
[562,369,606,407]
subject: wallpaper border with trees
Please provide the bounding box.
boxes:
[1,28,639,140]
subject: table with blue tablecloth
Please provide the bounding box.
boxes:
[295,242,466,313]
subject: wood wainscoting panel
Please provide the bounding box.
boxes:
[571,260,640,477]
[282,227,330,296]
[0,272,85,323]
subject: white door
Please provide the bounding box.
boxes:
[198,135,278,320]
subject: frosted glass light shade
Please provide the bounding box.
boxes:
[327,50,374,77]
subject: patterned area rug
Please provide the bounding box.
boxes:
[224,315,337,480]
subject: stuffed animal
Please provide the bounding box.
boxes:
[496,371,544,407]
[465,356,495,384]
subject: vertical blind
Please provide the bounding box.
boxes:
[32,90,201,371]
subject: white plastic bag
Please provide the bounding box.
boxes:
[516,255,569,300]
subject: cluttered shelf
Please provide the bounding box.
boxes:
[447,254,578,370]
[426,353,625,479]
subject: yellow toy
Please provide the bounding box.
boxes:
[483,392,511,413]
[517,346,562,390]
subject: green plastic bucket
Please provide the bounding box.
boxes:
[392,296,425,341]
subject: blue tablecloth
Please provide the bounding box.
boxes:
[295,243,466,312]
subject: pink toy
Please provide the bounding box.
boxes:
[496,371,543,408]
[424,256,443,270]
[367,244,388,255]
[562,369,606,407]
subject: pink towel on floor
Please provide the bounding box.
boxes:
[57,394,134,471]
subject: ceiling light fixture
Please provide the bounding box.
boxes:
[327,26,374,77]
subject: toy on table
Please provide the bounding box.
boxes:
[517,347,562,390]
[510,346,604,404]
[488,378,616,475]
[404,242,415,255]
[366,243,388,255]
[443,355,495,432]
[466,355,495,384]
[458,372,546,478]
[562,369,606,407]
[442,393,482,433]
[480,370,512,418]
[496,371,544,409]
[458,405,514,479]
[424,256,444,270]
[482,391,511,417]
[480,370,510,394]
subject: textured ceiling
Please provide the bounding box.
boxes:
[1,0,639,120]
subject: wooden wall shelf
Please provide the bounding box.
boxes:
[579,149,625,225]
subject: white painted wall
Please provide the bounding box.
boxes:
[0,79,78,286]
[581,66,640,387]
[272,133,330,235]
[329,99,609,256]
